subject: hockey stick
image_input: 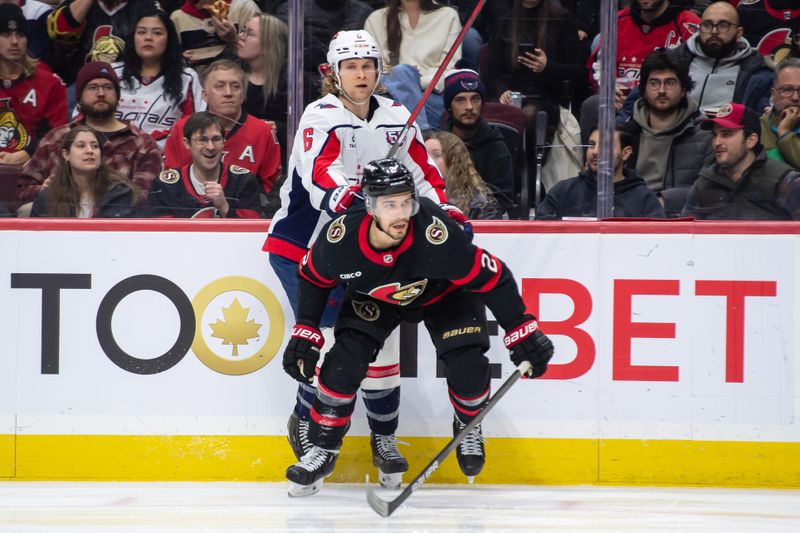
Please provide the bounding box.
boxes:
[386,0,488,159]
[366,360,532,517]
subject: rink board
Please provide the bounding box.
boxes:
[0,219,798,486]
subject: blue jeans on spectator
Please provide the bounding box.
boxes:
[269,253,343,328]
[382,64,445,131]
[460,28,483,71]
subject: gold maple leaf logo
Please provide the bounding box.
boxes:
[209,298,262,357]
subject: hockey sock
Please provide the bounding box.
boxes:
[448,384,490,424]
[309,381,356,449]
[362,386,400,435]
[293,382,316,420]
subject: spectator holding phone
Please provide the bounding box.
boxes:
[484,0,587,150]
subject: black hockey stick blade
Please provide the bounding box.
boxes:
[366,361,532,517]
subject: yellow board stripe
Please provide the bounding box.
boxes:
[1,435,798,487]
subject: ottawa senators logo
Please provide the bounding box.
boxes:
[159,169,180,184]
[229,165,248,174]
[88,26,124,63]
[0,99,28,151]
[326,215,346,243]
[352,300,380,321]
[425,216,448,245]
[369,279,428,306]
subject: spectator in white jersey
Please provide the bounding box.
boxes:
[112,8,205,149]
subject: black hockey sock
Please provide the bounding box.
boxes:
[309,382,356,449]
[362,386,400,435]
[449,384,490,424]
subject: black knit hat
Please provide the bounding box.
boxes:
[0,4,28,36]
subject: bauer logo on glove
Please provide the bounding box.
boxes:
[503,315,555,378]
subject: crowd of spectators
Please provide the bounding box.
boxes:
[0,0,798,220]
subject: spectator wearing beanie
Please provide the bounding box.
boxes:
[17,61,162,209]
[441,68,514,217]
[0,3,66,167]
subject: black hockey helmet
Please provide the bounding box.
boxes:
[362,158,419,216]
[362,158,415,196]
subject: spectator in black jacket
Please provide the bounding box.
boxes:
[441,69,514,217]
[536,124,665,219]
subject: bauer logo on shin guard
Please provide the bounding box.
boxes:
[503,320,539,348]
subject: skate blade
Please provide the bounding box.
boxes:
[378,470,403,490]
[287,478,323,498]
[466,475,475,484]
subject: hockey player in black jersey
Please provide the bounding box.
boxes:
[282,158,554,497]
[146,112,262,218]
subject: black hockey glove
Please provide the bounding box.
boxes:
[503,315,554,378]
[282,322,324,383]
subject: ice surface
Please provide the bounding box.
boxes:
[0,482,798,532]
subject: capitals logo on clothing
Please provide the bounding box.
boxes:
[385,129,404,145]
[0,99,28,151]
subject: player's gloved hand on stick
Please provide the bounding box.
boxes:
[440,202,473,240]
[282,321,324,383]
[326,183,362,216]
[503,315,554,378]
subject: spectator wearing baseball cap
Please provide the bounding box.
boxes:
[681,102,800,220]
[440,69,514,217]
[16,61,162,213]
[0,2,66,171]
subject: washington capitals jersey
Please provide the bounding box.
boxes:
[738,0,800,57]
[0,64,66,154]
[163,112,281,195]
[297,198,526,330]
[111,63,205,148]
[146,163,262,218]
[264,93,447,263]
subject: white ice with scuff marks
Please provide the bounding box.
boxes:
[1,482,799,532]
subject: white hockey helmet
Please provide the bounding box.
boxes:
[326,30,383,77]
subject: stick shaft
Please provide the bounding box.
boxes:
[385,0,488,159]
[367,361,531,517]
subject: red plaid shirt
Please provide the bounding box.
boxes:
[17,119,162,203]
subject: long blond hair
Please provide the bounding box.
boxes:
[253,13,287,100]
[430,131,498,218]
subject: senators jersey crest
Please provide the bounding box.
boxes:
[327,215,346,243]
[0,99,28,151]
[425,216,448,245]
[368,280,428,306]
[159,169,180,184]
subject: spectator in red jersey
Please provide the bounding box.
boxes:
[0,4,66,166]
[163,59,282,216]
[17,61,162,210]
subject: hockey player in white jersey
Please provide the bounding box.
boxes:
[263,30,467,494]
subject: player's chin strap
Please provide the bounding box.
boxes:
[336,74,379,107]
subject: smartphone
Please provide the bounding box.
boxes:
[518,42,536,56]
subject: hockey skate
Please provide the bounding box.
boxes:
[286,446,339,497]
[287,412,313,460]
[370,433,409,489]
[453,416,485,483]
